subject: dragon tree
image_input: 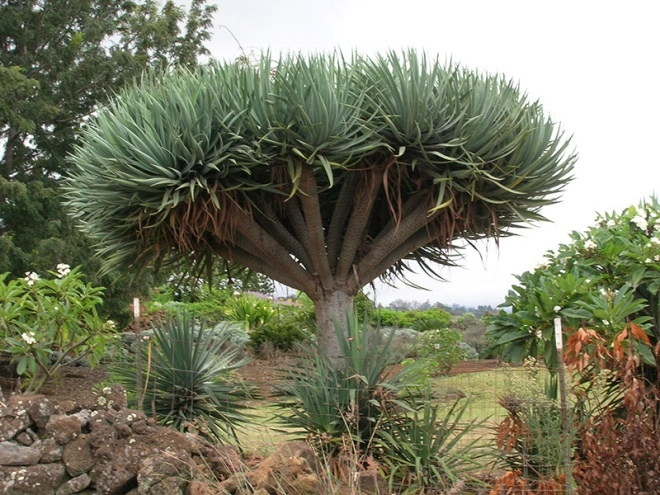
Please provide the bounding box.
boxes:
[65,51,575,356]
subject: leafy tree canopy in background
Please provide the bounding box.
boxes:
[65,50,575,353]
[0,0,216,320]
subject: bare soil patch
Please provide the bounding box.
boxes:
[0,357,502,406]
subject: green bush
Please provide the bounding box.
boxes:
[0,265,111,393]
[248,319,310,351]
[276,315,486,491]
[112,311,255,445]
[416,328,467,375]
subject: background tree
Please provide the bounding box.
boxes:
[0,0,216,321]
[65,51,575,354]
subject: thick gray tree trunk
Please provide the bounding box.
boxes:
[313,290,355,360]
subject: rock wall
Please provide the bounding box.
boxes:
[0,386,329,495]
[0,386,245,495]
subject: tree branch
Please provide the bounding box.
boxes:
[349,193,438,288]
[334,164,386,282]
[349,227,439,292]
[326,171,359,270]
[213,242,315,296]
[297,165,334,291]
[230,208,315,293]
[255,203,314,271]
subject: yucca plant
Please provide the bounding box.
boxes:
[378,387,491,492]
[275,312,415,458]
[113,311,255,445]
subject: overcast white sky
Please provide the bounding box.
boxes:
[205,0,660,308]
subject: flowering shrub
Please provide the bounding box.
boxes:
[0,264,111,393]
[487,197,660,373]
[415,327,466,375]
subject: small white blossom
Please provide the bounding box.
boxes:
[584,239,597,251]
[535,329,543,339]
[650,237,660,245]
[553,305,561,312]
[56,263,71,278]
[606,219,616,227]
[646,258,653,264]
[632,215,648,231]
[433,343,440,350]
[21,332,37,345]
[106,320,115,329]
[24,271,39,286]
[602,320,610,326]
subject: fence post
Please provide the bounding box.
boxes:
[554,317,574,494]
[134,297,143,411]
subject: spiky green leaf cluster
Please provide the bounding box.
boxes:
[65,50,574,288]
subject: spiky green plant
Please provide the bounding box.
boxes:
[65,50,575,356]
[275,313,415,457]
[378,388,491,492]
[113,311,254,445]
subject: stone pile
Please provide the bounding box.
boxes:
[0,385,286,495]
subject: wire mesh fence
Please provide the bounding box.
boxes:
[106,321,658,495]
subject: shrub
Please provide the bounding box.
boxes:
[276,314,487,491]
[223,292,276,332]
[495,359,570,482]
[112,311,255,445]
[0,264,111,393]
[248,319,310,352]
[415,328,467,375]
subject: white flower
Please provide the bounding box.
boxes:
[606,219,616,227]
[650,237,660,245]
[646,258,653,264]
[433,343,440,350]
[21,332,37,345]
[106,320,115,329]
[584,239,597,251]
[602,320,610,326]
[632,215,648,231]
[535,329,543,339]
[56,263,71,278]
[553,305,561,312]
[24,272,39,286]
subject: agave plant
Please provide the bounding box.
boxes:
[275,312,416,457]
[378,387,491,492]
[113,311,255,445]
